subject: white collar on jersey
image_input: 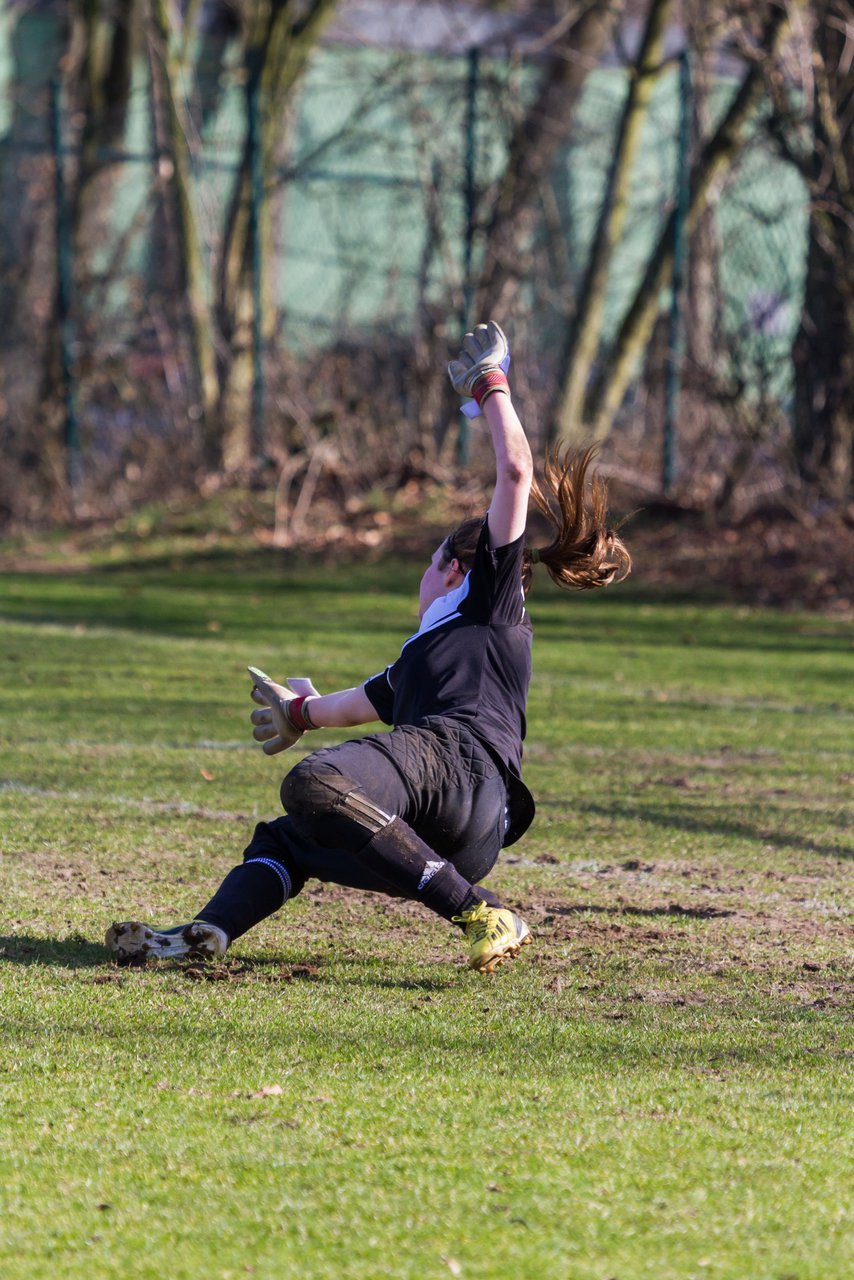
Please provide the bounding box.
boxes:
[401,574,472,650]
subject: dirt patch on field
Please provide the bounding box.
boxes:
[513,861,854,1011]
[3,844,850,1015]
[241,867,854,1004]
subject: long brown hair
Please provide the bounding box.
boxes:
[440,446,631,594]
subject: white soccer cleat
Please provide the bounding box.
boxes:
[105,920,229,966]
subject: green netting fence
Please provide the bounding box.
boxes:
[0,10,808,499]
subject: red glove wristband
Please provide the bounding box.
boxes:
[286,696,316,732]
[470,369,509,408]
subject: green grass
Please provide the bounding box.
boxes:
[0,551,852,1280]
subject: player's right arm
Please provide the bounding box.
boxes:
[301,684,379,728]
[248,669,379,755]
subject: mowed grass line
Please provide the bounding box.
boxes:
[0,557,852,1280]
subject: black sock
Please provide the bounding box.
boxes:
[473,884,503,909]
[195,858,291,942]
[420,867,480,922]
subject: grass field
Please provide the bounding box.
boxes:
[0,549,851,1280]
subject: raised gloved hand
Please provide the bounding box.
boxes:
[448,321,510,415]
[248,668,320,756]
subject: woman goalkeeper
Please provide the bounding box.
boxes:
[106,322,630,972]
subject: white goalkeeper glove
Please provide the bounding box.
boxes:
[248,668,320,756]
[447,320,510,414]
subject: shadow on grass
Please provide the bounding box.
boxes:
[0,935,459,992]
[0,934,322,974]
[0,933,106,968]
[572,799,854,860]
[176,957,459,994]
[0,559,415,645]
[2,559,852,655]
[333,973,458,992]
[155,955,458,993]
[547,903,736,920]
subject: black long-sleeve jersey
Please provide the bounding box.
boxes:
[364,517,535,844]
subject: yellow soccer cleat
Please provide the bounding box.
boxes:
[453,901,532,973]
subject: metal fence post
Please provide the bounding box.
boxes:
[458,46,480,467]
[662,49,692,493]
[462,46,480,325]
[247,49,264,459]
[50,76,80,492]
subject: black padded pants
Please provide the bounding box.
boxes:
[197,717,507,939]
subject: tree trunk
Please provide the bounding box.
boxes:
[71,0,138,274]
[793,208,854,500]
[474,0,625,320]
[148,0,220,457]
[681,0,721,370]
[217,0,338,470]
[0,6,70,354]
[583,3,791,440]
[0,4,71,506]
[193,0,240,131]
[552,0,674,445]
[791,2,854,499]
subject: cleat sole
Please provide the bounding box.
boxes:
[470,934,532,973]
[105,920,226,966]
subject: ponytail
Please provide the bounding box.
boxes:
[439,446,630,594]
[525,446,631,592]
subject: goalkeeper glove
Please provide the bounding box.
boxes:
[448,321,510,416]
[248,668,320,755]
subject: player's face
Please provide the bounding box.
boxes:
[418,543,462,619]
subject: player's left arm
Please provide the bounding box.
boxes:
[447,320,533,548]
[482,389,533,549]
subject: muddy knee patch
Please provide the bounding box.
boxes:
[280,762,394,834]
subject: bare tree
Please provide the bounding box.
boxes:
[70,0,138,236]
[45,1,140,440]
[552,0,674,443]
[769,0,854,499]
[216,0,339,469]
[0,6,71,420]
[148,0,220,451]
[579,1,792,441]
[474,1,626,319]
[142,0,339,468]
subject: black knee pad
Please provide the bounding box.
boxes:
[280,759,394,835]
[280,758,326,818]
